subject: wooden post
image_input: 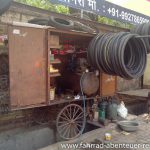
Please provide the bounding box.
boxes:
[147,92,150,114]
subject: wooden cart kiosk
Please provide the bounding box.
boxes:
[2,22,117,139]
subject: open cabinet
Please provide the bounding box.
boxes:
[47,29,93,104]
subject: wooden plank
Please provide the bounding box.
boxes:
[48,97,93,105]
[48,28,94,37]
[50,59,61,64]
[117,89,150,98]
[10,21,49,29]
[144,54,150,87]
[11,96,98,111]
[50,73,61,77]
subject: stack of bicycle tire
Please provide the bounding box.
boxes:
[28,14,99,34]
[131,23,150,53]
[87,32,147,79]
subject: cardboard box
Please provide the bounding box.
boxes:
[48,35,60,48]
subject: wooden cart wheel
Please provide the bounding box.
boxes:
[56,104,85,140]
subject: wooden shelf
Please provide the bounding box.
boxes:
[50,51,87,56]
[48,97,89,106]
[48,96,101,106]
[50,72,61,77]
[76,51,87,54]
[49,45,61,49]
[50,59,61,64]
[12,96,97,110]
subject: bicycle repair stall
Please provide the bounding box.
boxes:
[0,8,149,140]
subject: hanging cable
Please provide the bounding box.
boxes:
[79,72,87,135]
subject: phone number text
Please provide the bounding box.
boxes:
[107,7,149,24]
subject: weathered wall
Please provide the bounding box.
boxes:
[0,10,35,23]
[117,77,141,92]
[144,54,150,88]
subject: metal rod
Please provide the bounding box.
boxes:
[136,35,150,38]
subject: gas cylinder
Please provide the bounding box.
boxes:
[98,99,108,120]
[107,97,118,121]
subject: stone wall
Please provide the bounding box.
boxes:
[117,77,141,92]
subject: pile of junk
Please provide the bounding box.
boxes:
[89,96,128,126]
[28,13,99,34]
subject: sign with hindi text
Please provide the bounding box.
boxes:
[51,0,150,24]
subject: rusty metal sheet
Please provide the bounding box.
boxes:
[8,25,47,109]
[100,73,117,97]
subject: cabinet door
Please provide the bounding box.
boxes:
[8,25,47,109]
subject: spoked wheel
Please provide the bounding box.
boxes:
[56,104,86,140]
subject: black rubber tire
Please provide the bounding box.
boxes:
[48,16,74,29]
[88,32,147,79]
[28,18,49,26]
[0,0,12,15]
[130,23,150,53]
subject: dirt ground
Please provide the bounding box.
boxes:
[0,125,55,150]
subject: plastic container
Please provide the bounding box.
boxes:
[50,87,55,101]
[94,110,99,121]
[99,108,105,120]
[50,54,54,61]
[105,133,112,141]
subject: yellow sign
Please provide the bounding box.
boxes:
[107,0,150,17]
